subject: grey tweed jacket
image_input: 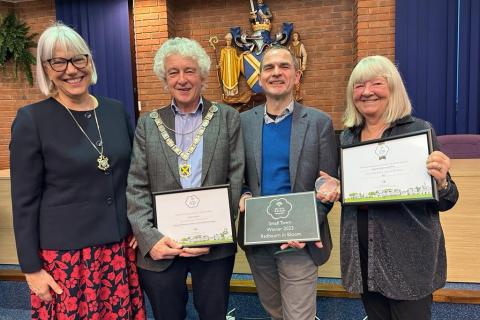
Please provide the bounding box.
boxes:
[127,99,244,272]
[239,102,338,266]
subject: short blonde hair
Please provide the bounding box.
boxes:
[343,55,412,128]
[36,22,97,96]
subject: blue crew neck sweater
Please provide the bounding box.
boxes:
[261,115,292,196]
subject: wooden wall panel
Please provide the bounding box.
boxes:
[0,170,16,264]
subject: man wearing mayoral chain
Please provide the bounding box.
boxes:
[127,37,244,320]
[238,46,338,319]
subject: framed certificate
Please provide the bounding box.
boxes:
[340,129,438,206]
[244,191,320,246]
[152,184,234,247]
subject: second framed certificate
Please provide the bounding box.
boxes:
[153,184,234,247]
[244,191,320,246]
[340,129,438,206]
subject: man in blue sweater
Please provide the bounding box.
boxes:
[239,46,339,320]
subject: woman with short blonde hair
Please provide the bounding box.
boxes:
[10,22,145,319]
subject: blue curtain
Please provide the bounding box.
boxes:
[457,0,480,133]
[55,0,136,127]
[395,0,458,135]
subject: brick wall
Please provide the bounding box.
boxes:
[132,0,395,127]
[0,0,55,169]
[355,0,395,60]
[134,0,357,125]
[0,0,395,169]
[0,3,13,14]
[131,0,169,114]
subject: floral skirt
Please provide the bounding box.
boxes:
[31,237,146,320]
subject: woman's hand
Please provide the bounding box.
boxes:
[129,236,138,250]
[426,151,450,188]
[315,171,341,203]
[25,269,63,302]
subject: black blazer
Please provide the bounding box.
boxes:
[10,97,133,273]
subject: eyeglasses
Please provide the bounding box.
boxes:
[45,54,89,72]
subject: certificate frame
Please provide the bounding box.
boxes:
[340,129,438,206]
[243,191,321,246]
[152,184,235,247]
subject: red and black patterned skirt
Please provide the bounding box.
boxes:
[31,237,146,320]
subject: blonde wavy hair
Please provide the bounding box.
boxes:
[343,55,412,128]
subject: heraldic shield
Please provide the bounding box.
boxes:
[242,51,263,93]
[210,0,293,103]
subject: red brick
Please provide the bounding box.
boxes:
[0,0,397,169]
[0,0,56,169]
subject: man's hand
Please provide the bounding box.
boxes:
[180,247,211,257]
[239,193,252,213]
[25,269,63,302]
[315,171,341,203]
[149,237,183,260]
[279,240,323,251]
[279,240,306,250]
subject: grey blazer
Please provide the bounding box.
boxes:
[127,99,244,272]
[239,102,338,266]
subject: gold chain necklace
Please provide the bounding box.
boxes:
[160,118,203,135]
[58,95,110,171]
[150,103,218,178]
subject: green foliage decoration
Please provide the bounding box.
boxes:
[0,12,37,86]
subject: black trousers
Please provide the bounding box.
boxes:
[138,255,235,320]
[360,292,432,320]
[357,208,433,320]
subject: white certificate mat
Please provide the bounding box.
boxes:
[341,130,438,205]
[153,185,234,247]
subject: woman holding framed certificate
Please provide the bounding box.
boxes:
[318,55,459,320]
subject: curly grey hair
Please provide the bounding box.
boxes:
[153,37,211,85]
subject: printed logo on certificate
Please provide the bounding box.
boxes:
[340,129,439,205]
[244,191,320,246]
[152,184,234,247]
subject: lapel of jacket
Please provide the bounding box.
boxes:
[289,102,308,190]
[201,99,220,185]
[252,105,265,183]
[157,105,182,186]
